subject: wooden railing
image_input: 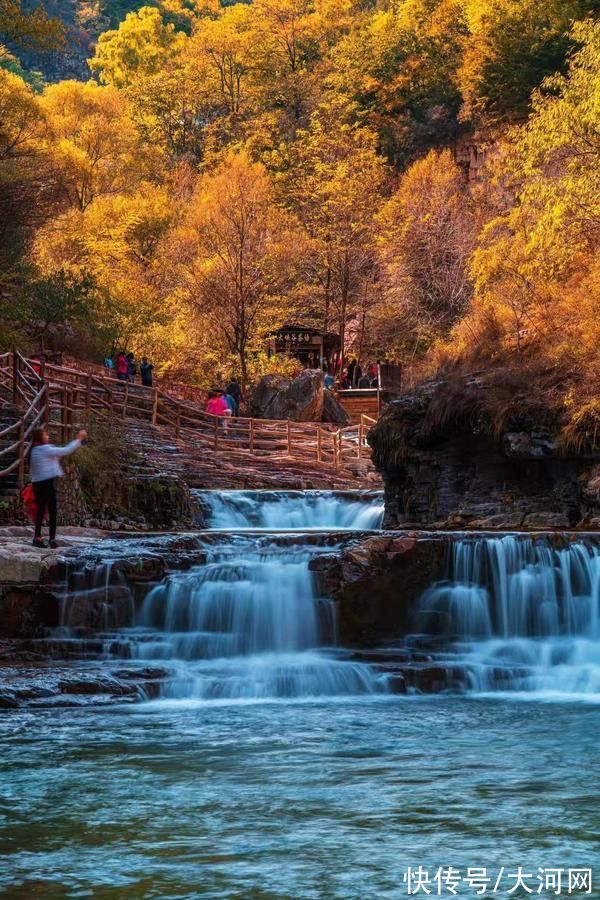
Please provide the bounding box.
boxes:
[60,355,206,405]
[0,351,48,484]
[0,352,374,486]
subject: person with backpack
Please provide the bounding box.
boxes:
[29,427,87,549]
[206,389,231,431]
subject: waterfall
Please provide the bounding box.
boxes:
[414,536,600,696]
[196,490,385,531]
[134,543,386,700]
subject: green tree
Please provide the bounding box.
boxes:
[13,269,96,350]
[458,0,599,125]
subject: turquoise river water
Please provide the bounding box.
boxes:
[0,492,599,898]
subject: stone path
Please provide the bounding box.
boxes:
[127,420,381,491]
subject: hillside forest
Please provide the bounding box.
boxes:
[1,0,599,437]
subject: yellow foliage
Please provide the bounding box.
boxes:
[89,6,187,89]
[39,80,150,211]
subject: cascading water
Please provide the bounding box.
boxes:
[414,535,600,697]
[133,542,386,700]
[196,489,385,531]
[125,491,387,700]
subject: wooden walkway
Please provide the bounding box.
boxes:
[0,352,377,487]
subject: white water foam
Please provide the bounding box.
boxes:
[196,490,384,531]
[415,535,600,699]
[134,545,387,700]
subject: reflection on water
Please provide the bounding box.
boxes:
[1,699,598,898]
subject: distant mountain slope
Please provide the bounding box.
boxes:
[19,0,146,80]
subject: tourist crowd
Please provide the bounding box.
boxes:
[105,352,154,387]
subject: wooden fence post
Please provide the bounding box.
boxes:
[43,385,49,428]
[123,382,128,417]
[214,416,218,451]
[152,389,158,426]
[86,374,92,412]
[61,389,69,443]
[68,389,74,439]
[12,351,19,408]
[358,419,363,458]
[17,418,25,488]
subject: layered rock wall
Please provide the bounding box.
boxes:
[369,381,600,529]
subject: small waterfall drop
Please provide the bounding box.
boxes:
[134,542,386,700]
[196,490,385,531]
[414,536,600,697]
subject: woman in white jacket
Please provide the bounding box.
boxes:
[29,427,87,548]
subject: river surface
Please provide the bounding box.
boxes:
[2,698,599,899]
[1,491,599,897]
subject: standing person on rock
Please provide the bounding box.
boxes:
[29,427,87,549]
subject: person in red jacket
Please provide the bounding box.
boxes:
[206,390,231,430]
[116,352,128,381]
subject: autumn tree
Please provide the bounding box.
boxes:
[378,148,476,356]
[470,20,600,343]
[286,106,388,362]
[39,80,148,211]
[0,0,64,59]
[458,0,599,125]
[327,0,467,165]
[33,183,173,355]
[89,6,187,89]
[187,5,254,118]
[0,68,59,308]
[167,151,300,386]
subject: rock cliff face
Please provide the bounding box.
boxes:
[369,378,600,529]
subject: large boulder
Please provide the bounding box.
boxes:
[309,534,448,645]
[250,369,325,421]
[322,390,351,425]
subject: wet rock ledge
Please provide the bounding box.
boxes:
[0,529,210,709]
[310,534,447,645]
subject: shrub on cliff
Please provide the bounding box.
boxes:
[73,419,137,517]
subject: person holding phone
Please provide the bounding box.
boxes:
[29,427,87,549]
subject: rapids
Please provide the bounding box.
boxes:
[414,535,600,698]
[195,489,385,530]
